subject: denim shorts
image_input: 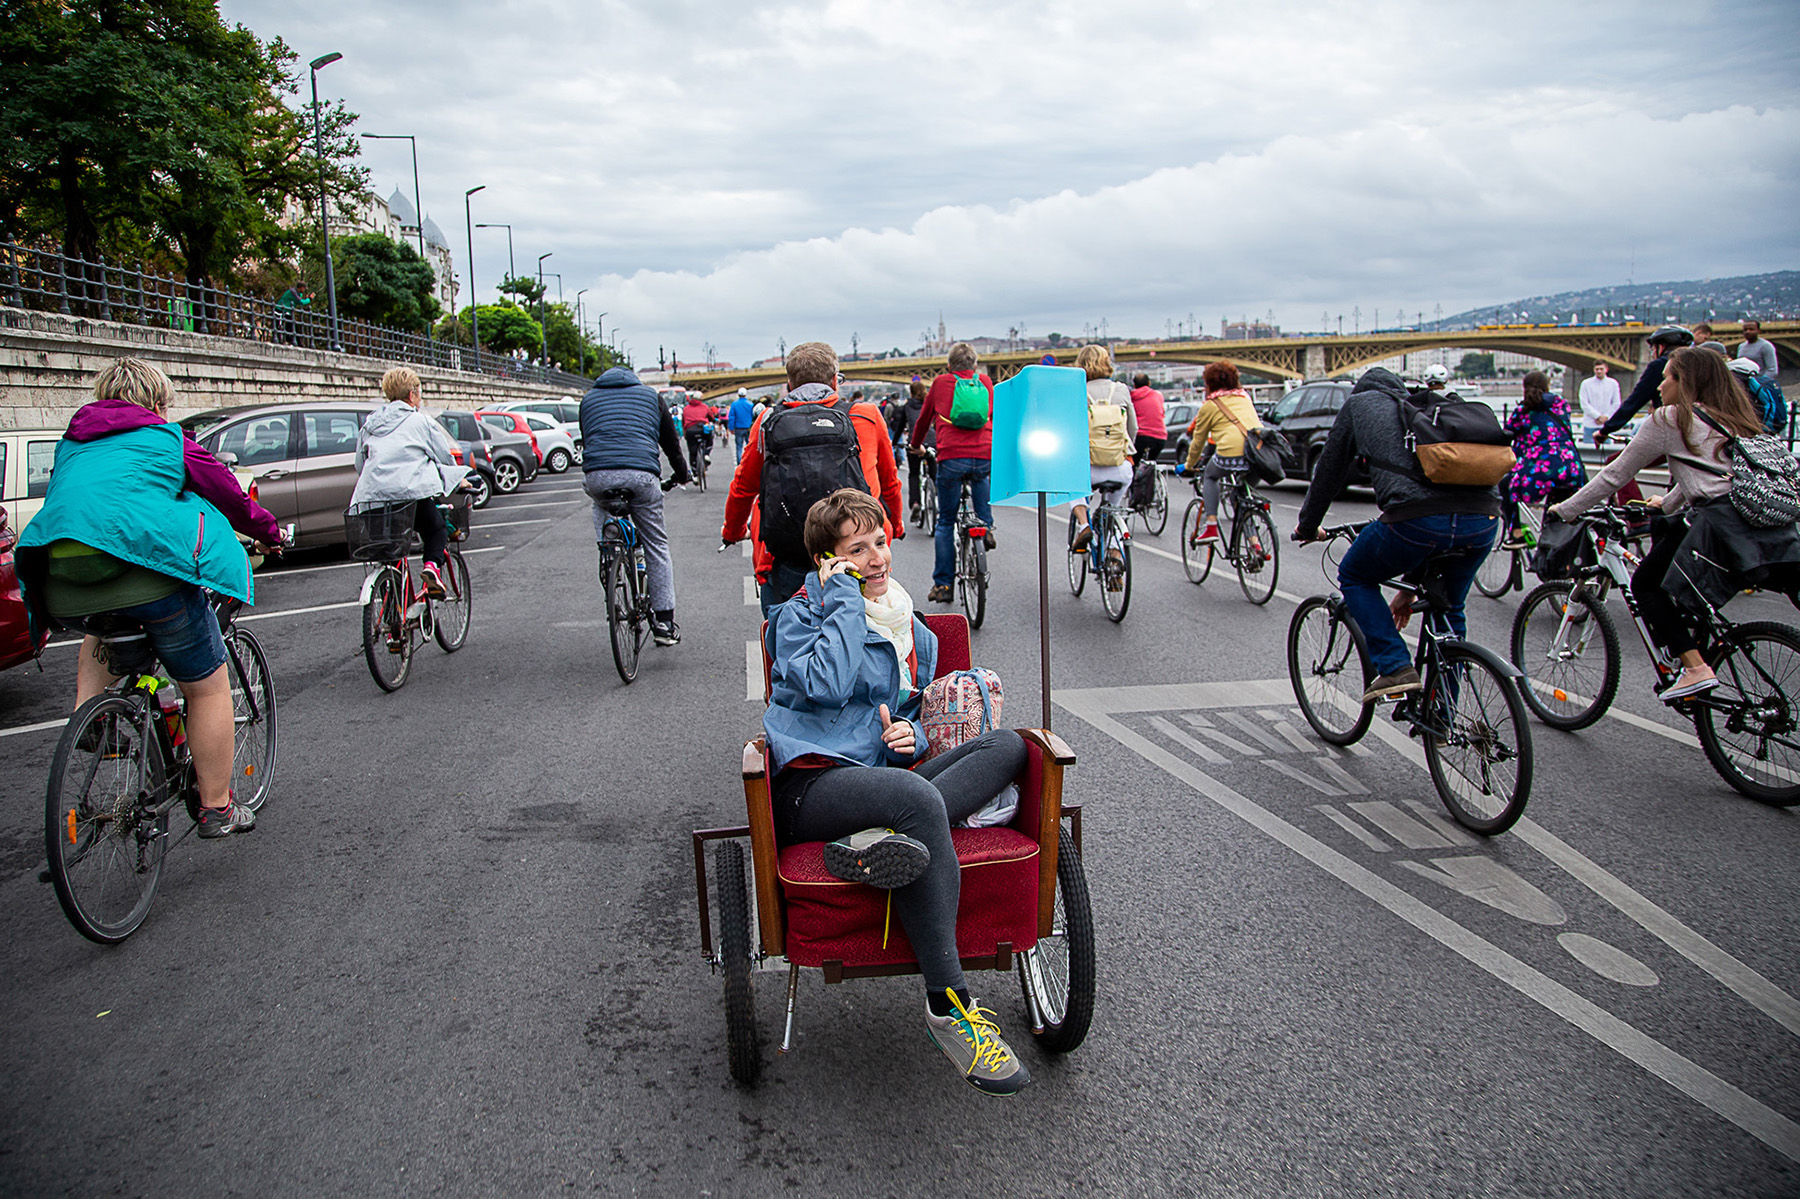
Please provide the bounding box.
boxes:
[94,585,228,682]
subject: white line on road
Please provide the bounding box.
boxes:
[478,500,584,511]
[745,640,761,701]
[252,545,508,581]
[0,717,70,740]
[743,576,758,606]
[470,519,552,530]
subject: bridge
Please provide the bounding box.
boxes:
[672,320,1798,398]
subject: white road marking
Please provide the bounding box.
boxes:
[470,519,552,530]
[479,499,583,511]
[1314,804,1389,851]
[0,717,70,740]
[745,640,761,701]
[743,576,758,606]
[1396,856,1570,926]
[1218,709,1292,754]
[741,540,754,558]
[1348,800,1457,850]
[1060,689,1800,1162]
[1178,713,1263,757]
[1146,715,1226,763]
[252,545,507,581]
[1559,933,1660,987]
[1259,757,1343,796]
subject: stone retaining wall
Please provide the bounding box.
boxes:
[0,305,573,429]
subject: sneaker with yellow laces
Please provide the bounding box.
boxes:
[925,988,1031,1096]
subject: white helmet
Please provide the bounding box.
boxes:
[1423,364,1450,384]
[1728,357,1761,377]
[737,386,748,397]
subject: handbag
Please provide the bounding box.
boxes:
[1219,402,1286,485]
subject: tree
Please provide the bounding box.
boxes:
[1457,352,1496,378]
[435,302,540,355]
[497,274,545,306]
[1047,332,1064,345]
[325,234,439,331]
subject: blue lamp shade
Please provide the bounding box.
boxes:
[991,365,1091,506]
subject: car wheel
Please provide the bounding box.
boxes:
[546,448,571,474]
[493,459,522,493]
[469,472,492,508]
[572,443,583,466]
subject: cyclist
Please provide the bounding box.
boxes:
[1178,360,1263,546]
[908,342,996,604]
[681,392,722,481]
[1549,347,1772,701]
[350,367,463,599]
[16,358,282,838]
[1595,325,1694,447]
[1293,367,1501,703]
[764,489,1030,1095]
[580,365,691,646]
[1497,370,1585,549]
[1068,344,1137,584]
[1129,372,1168,464]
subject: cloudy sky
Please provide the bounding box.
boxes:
[222,0,1799,368]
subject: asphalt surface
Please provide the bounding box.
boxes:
[1,463,1795,1196]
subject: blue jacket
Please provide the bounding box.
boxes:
[579,367,689,477]
[763,571,937,772]
[728,397,756,431]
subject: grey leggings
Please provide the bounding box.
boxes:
[582,468,675,612]
[774,729,1028,991]
[1202,454,1247,517]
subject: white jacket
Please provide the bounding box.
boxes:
[349,402,466,513]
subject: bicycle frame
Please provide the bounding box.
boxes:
[1087,494,1131,570]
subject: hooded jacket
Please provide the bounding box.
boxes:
[580,367,688,477]
[909,370,994,462]
[763,569,938,772]
[1130,384,1168,440]
[1296,367,1501,531]
[349,401,462,513]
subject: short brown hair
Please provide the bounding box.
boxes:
[93,357,174,412]
[1691,322,1714,339]
[1074,344,1112,380]
[381,366,421,401]
[803,488,885,558]
[909,379,927,402]
[1202,361,1240,392]
[786,341,837,388]
[947,342,976,373]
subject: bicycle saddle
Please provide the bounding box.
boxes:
[1409,546,1488,613]
[1093,480,1126,494]
[598,487,634,516]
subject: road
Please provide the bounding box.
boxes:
[0,467,1795,1196]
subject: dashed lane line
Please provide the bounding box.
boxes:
[745,640,761,701]
[468,518,552,530]
[744,576,758,606]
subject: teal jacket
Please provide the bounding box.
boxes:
[19,423,254,605]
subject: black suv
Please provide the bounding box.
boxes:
[1261,380,1372,484]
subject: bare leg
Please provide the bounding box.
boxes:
[177,666,233,809]
[74,635,121,706]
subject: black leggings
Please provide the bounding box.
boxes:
[1135,434,1166,464]
[413,498,447,570]
[1633,514,1703,657]
[773,729,1027,992]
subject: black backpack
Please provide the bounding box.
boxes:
[758,396,869,567]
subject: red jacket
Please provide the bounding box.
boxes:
[909,371,994,461]
[723,393,903,582]
[681,400,720,431]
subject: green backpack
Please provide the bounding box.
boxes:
[948,374,990,430]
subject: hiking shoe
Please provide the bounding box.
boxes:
[196,797,255,839]
[651,619,681,647]
[925,991,1031,1096]
[421,563,447,599]
[927,584,953,603]
[1070,524,1093,553]
[822,829,930,888]
[983,529,997,550]
[1362,667,1422,704]
[1658,672,1720,702]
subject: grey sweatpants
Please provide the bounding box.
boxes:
[773,729,1028,992]
[583,468,675,612]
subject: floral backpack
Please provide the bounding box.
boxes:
[919,667,1017,827]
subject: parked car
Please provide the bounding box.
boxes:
[497,397,582,438]
[1162,401,1200,465]
[1259,379,1371,483]
[0,503,49,672]
[478,410,580,473]
[437,409,536,496]
[182,401,381,548]
[0,426,67,536]
[516,411,581,470]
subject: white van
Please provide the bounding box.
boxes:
[0,427,67,535]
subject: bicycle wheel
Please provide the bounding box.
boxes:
[45,695,168,944]
[1144,471,1169,536]
[715,840,761,1085]
[361,568,411,692]
[920,475,937,532]
[1180,498,1214,584]
[1100,518,1131,623]
[1694,621,1800,806]
[1235,505,1280,606]
[1020,828,1095,1054]
[603,553,640,684]
[433,549,473,652]
[1510,582,1618,730]
[697,450,709,493]
[959,538,988,629]
[224,626,278,812]
[1066,511,1087,596]
[1287,595,1374,745]
[1473,543,1517,599]
[1421,646,1534,834]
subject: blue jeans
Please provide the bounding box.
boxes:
[1338,513,1498,676]
[933,458,992,588]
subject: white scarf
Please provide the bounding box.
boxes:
[863,577,916,694]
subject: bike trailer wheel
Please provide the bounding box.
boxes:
[1020,827,1095,1053]
[715,841,761,1085]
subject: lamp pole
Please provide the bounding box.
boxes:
[308,52,344,351]
[476,224,514,289]
[593,311,608,370]
[536,252,552,366]
[360,132,429,340]
[542,272,562,368]
[463,185,486,372]
[575,289,588,375]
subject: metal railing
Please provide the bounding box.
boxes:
[0,240,593,393]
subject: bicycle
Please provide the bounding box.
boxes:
[350,498,473,693]
[1127,460,1170,536]
[689,430,713,493]
[1178,468,1279,605]
[1509,504,1800,806]
[1287,523,1535,834]
[916,447,938,532]
[951,476,991,629]
[44,591,281,943]
[1067,481,1132,623]
[596,485,654,684]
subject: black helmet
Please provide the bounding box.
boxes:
[1646,325,1694,348]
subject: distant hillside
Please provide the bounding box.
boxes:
[1441,271,1800,329]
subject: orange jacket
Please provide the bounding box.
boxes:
[722,393,903,582]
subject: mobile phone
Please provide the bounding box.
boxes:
[820,555,866,590]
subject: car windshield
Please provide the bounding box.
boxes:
[1269,392,1303,421]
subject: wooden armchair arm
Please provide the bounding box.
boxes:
[1016,727,1075,766]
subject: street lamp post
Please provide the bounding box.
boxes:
[575,289,588,375]
[308,52,344,351]
[541,272,562,369]
[360,132,428,340]
[464,185,486,372]
[536,253,552,366]
[476,224,514,289]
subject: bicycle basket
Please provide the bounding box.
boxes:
[345,502,417,562]
[444,491,473,543]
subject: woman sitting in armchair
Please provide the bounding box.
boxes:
[764,488,1030,1095]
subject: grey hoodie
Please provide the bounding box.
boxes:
[349,401,465,513]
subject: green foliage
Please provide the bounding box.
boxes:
[1047,332,1064,345]
[436,302,542,355]
[497,274,545,305]
[1457,352,1497,378]
[324,234,439,331]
